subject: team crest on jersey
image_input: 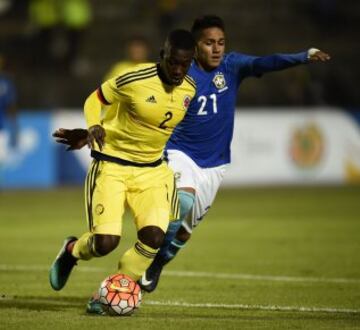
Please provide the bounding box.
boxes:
[212,72,226,89]
[183,95,191,110]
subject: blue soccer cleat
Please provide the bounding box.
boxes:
[138,256,165,293]
[49,236,78,291]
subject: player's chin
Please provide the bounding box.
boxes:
[208,59,221,69]
[212,59,222,66]
[172,78,184,86]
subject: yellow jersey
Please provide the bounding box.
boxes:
[92,63,196,163]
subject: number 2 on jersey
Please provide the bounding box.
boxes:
[159,111,173,129]
[197,94,218,115]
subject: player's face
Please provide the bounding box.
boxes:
[161,45,194,86]
[196,27,225,71]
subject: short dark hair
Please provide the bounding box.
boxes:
[167,29,196,51]
[191,15,225,41]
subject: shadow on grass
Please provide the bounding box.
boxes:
[0,295,86,312]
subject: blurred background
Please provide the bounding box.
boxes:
[0,0,360,188]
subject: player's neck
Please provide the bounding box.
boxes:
[157,63,175,87]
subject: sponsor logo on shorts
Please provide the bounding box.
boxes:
[95,204,105,215]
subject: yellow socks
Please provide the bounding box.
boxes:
[118,240,158,281]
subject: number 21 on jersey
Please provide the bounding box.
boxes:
[197,94,217,115]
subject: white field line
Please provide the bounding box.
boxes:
[163,270,360,284]
[1,264,360,285]
[0,296,358,315]
[145,300,360,314]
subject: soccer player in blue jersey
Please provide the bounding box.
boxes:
[138,15,330,292]
[53,15,330,293]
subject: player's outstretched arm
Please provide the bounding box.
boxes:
[52,128,89,151]
[307,48,331,62]
[246,47,330,76]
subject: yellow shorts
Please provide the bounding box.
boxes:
[85,160,179,236]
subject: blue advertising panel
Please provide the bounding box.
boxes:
[56,146,87,185]
[0,112,56,188]
[1,109,359,188]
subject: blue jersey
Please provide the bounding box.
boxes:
[0,75,16,129]
[166,51,308,168]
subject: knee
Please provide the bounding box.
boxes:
[176,226,191,242]
[178,190,195,220]
[93,234,120,256]
[138,226,165,249]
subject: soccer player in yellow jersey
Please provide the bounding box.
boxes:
[49,29,196,299]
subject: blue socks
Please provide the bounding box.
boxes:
[157,190,195,263]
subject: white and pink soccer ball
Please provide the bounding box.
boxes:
[98,273,142,316]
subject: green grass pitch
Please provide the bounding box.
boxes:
[0,186,359,329]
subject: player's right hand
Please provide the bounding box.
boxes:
[307,48,331,62]
[53,128,89,151]
[88,125,106,151]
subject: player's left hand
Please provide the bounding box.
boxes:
[307,48,331,62]
[53,128,89,151]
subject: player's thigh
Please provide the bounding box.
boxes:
[166,149,197,189]
[85,160,127,236]
[183,165,227,233]
[128,163,179,233]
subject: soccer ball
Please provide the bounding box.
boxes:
[98,273,142,316]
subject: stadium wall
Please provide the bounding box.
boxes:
[1,108,360,188]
